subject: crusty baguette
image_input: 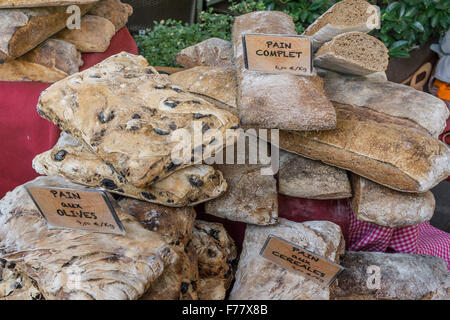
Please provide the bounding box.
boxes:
[0,5,92,62]
[279,149,352,199]
[280,103,450,193]
[232,11,336,130]
[0,0,97,8]
[303,0,380,48]
[54,14,115,53]
[89,0,132,31]
[319,69,450,137]
[351,175,435,227]
[314,31,388,75]
[0,39,82,82]
[175,38,233,69]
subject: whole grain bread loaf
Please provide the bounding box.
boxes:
[36,52,239,189]
[280,103,450,193]
[229,218,345,300]
[314,32,388,75]
[279,150,352,199]
[336,252,449,300]
[351,175,435,227]
[0,0,97,8]
[232,11,336,130]
[0,5,92,62]
[319,69,450,137]
[0,39,82,82]
[89,0,132,31]
[303,0,379,48]
[54,14,115,53]
[175,38,234,69]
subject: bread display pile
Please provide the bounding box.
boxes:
[0,0,132,82]
[0,0,449,300]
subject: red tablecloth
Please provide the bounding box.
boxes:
[0,27,138,198]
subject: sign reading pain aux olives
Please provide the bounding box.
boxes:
[243,34,313,75]
[25,185,125,235]
[260,235,344,286]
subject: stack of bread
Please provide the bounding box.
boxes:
[0,0,448,300]
[0,0,133,82]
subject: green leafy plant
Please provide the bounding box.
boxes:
[371,0,450,58]
[135,0,449,66]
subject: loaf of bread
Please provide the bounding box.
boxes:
[229,218,344,300]
[279,150,352,199]
[169,66,237,111]
[54,14,115,53]
[0,176,178,300]
[37,52,239,188]
[351,175,435,227]
[192,220,237,300]
[319,69,450,137]
[0,0,97,8]
[303,0,379,48]
[280,103,450,193]
[336,252,449,300]
[89,0,132,31]
[32,133,227,207]
[0,39,82,82]
[314,32,388,75]
[0,259,42,300]
[0,5,92,62]
[175,38,233,69]
[232,11,336,130]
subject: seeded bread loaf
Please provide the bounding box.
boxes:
[280,103,450,193]
[232,11,336,130]
[175,38,234,69]
[303,0,380,48]
[169,66,237,111]
[279,150,352,199]
[351,175,435,228]
[0,176,177,300]
[314,32,388,75]
[33,133,227,207]
[336,252,449,300]
[54,15,115,53]
[0,5,92,62]
[319,69,450,137]
[37,52,239,188]
[229,218,345,300]
[0,0,97,8]
[0,39,82,82]
[89,0,132,31]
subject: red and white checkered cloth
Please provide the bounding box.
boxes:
[349,212,450,270]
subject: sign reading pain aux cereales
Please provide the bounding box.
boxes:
[25,185,125,235]
[243,34,313,75]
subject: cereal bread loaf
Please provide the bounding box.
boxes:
[0,5,92,62]
[0,0,97,8]
[351,175,435,227]
[319,69,450,137]
[36,52,239,188]
[232,11,336,130]
[336,252,449,300]
[32,133,227,207]
[54,14,115,52]
[314,32,388,75]
[229,218,345,300]
[175,38,233,69]
[0,176,178,300]
[279,150,352,199]
[303,0,379,48]
[279,103,450,193]
[0,39,82,82]
[89,0,132,31]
